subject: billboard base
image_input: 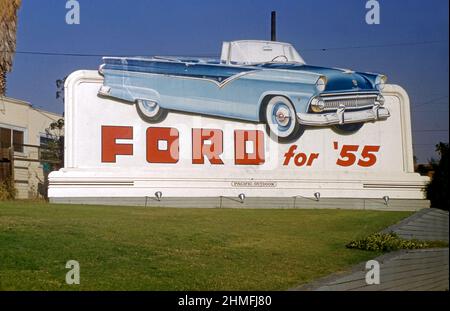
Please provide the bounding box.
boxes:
[49,196,429,211]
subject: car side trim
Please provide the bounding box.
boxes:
[102,68,261,89]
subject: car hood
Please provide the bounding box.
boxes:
[257,63,377,92]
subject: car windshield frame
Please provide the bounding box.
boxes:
[221,40,306,66]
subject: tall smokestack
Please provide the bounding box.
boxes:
[271,11,276,41]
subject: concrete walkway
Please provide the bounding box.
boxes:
[293,208,449,291]
[382,208,448,241]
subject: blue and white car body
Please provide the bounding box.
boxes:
[98,40,389,141]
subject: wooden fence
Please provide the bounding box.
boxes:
[0,147,13,182]
[0,143,62,198]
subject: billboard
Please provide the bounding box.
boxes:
[48,70,428,206]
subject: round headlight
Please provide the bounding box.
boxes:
[375,75,387,91]
[310,97,325,112]
[316,76,327,92]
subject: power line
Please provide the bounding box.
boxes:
[412,95,449,108]
[414,109,449,112]
[2,39,447,58]
[302,40,448,52]
[14,50,107,57]
[6,50,216,58]
[413,129,449,133]
[412,145,443,149]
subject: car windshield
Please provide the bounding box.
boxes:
[221,40,305,65]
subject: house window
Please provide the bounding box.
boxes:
[13,130,24,153]
[0,127,24,152]
[0,127,11,148]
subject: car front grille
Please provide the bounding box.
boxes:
[321,94,378,111]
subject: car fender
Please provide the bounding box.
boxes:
[257,91,314,121]
[104,83,162,106]
[124,85,161,105]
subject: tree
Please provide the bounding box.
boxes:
[43,118,64,169]
[0,0,22,95]
[426,143,449,210]
[38,118,64,199]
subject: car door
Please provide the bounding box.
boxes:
[179,63,257,121]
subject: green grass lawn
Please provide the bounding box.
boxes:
[0,200,411,290]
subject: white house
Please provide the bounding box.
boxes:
[0,96,62,199]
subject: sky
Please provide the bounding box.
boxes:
[5,0,449,163]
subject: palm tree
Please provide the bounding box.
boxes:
[0,0,22,96]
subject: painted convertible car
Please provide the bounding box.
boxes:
[98,40,389,142]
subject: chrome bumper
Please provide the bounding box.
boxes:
[297,106,390,126]
[98,85,111,96]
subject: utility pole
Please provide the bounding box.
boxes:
[271,11,277,41]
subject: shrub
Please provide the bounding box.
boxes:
[0,177,16,200]
[426,143,449,211]
[346,232,447,252]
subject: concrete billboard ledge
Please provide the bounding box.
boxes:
[50,197,430,211]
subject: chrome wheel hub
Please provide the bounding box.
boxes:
[275,108,290,126]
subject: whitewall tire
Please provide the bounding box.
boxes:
[136,99,168,123]
[264,96,303,143]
